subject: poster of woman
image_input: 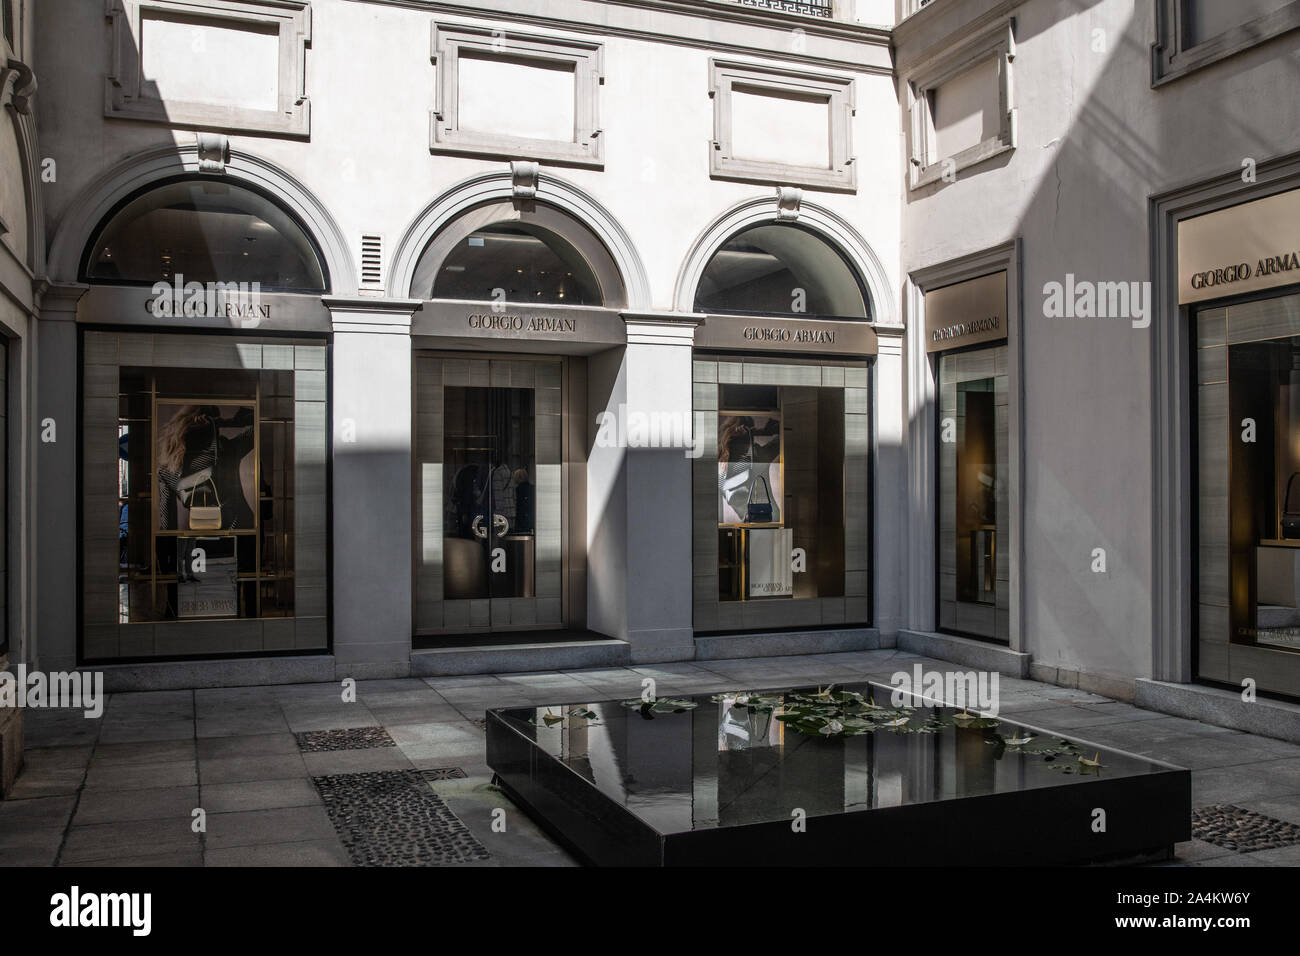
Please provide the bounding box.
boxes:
[155,402,258,533]
[717,413,782,525]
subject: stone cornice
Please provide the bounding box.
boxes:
[323,296,423,334]
[36,282,88,320]
[349,0,894,74]
[893,0,1024,75]
[623,311,704,345]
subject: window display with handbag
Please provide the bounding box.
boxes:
[1282,471,1300,540]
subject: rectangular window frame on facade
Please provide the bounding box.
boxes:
[708,59,856,193]
[692,355,872,633]
[909,241,1023,649]
[905,18,1016,191]
[103,0,312,137]
[0,337,7,659]
[412,353,579,638]
[2,0,15,54]
[933,338,1010,643]
[78,328,330,664]
[430,23,605,169]
[1153,0,1300,86]
[1192,288,1300,698]
[1166,176,1300,698]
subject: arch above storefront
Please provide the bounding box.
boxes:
[674,194,897,328]
[409,199,624,309]
[388,169,651,312]
[80,177,329,294]
[693,221,870,320]
[46,143,356,292]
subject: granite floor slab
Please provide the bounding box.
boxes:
[7,649,1300,867]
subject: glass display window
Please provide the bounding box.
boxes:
[83,331,327,661]
[936,344,1009,642]
[1196,291,1300,696]
[694,358,868,632]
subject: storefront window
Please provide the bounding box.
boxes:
[937,345,1009,642]
[82,178,328,292]
[716,384,845,603]
[1197,292,1300,677]
[83,332,328,661]
[0,338,7,655]
[694,358,869,632]
[116,367,294,623]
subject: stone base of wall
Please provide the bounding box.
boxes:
[897,629,1031,678]
[1028,662,1137,703]
[0,705,22,799]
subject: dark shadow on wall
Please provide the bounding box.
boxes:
[901,0,1300,678]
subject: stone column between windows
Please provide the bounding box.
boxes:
[34,283,87,676]
[615,313,700,664]
[872,324,906,645]
[323,297,420,679]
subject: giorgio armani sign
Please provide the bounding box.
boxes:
[1179,187,1300,305]
[924,271,1008,353]
[467,312,577,334]
[695,315,877,354]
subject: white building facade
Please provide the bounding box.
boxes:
[2,0,1300,792]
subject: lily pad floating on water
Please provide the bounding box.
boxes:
[525,709,567,727]
[711,692,784,713]
[620,697,700,719]
[951,709,1001,730]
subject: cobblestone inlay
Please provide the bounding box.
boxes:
[421,767,468,781]
[296,727,397,752]
[313,770,491,866]
[1192,804,1300,852]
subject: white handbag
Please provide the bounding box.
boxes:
[184,473,223,531]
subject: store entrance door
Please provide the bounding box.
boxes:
[442,383,537,612]
[415,354,570,638]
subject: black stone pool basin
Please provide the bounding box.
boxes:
[486,682,1191,866]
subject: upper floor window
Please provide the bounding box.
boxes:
[1154,0,1300,85]
[81,178,328,293]
[709,59,856,192]
[694,223,870,320]
[431,23,604,168]
[905,18,1015,190]
[104,0,311,137]
[1183,0,1294,47]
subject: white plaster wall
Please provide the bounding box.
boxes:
[37,0,901,313]
[898,0,1300,682]
[30,0,900,673]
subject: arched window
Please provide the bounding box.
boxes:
[694,222,869,320]
[411,202,625,308]
[81,178,328,293]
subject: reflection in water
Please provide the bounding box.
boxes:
[503,682,1164,834]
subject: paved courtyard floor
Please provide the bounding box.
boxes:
[3,648,1300,866]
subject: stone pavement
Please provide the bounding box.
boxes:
[3,648,1300,866]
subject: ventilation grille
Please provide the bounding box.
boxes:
[360,234,383,289]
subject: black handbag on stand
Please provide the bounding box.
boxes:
[743,424,775,523]
[747,474,774,523]
[1283,472,1300,539]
